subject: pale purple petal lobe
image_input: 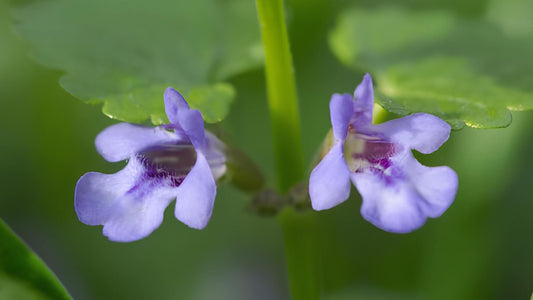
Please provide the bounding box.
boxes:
[353,73,374,126]
[406,161,458,218]
[75,158,176,242]
[95,123,179,162]
[101,187,175,242]
[164,87,190,125]
[352,170,427,233]
[178,109,206,150]
[371,113,451,154]
[330,93,354,140]
[75,163,138,226]
[309,142,351,210]
[175,152,216,229]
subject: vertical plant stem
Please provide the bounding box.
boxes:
[256,1,320,299]
[279,209,321,300]
[256,0,304,192]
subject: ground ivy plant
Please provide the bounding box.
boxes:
[4,0,532,299]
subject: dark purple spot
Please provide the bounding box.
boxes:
[375,158,392,169]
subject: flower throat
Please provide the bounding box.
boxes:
[343,132,397,174]
[138,144,197,187]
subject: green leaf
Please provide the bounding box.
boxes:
[12,0,262,124]
[0,219,71,300]
[329,6,533,129]
[487,0,533,38]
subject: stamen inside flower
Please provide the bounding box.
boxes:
[138,144,197,187]
[344,133,396,174]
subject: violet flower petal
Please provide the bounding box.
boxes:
[330,93,354,140]
[164,87,190,125]
[102,187,175,242]
[371,113,451,154]
[352,150,457,233]
[178,108,207,150]
[352,169,427,233]
[175,152,216,229]
[75,158,176,242]
[403,157,458,218]
[95,123,180,162]
[352,73,374,127]
[75,161,138,226]
[309,142,351,210]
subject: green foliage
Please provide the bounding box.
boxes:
[12,0,262,124]
[0,220,71,300]
[329,6,533,129]
[487,0,533,38]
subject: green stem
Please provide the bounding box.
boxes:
[279,209,321,300]
[256,0,304,192]
[256,1,320,299]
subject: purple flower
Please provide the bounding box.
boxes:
[75,88,226,242]
[309,74,458,233]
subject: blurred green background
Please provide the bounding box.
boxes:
[1,0,532,299]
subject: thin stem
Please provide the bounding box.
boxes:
[256,1,321,299]
[256,0,304,193]
[279,209,321,300]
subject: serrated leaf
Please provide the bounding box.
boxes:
[329,6,533,129]
[0,219,71,300]
[12,0,262,124]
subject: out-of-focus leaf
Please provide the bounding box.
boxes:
[0,219,71,300]
[12,0,262,124]
[487,0,533,38]
[329,7,533,129]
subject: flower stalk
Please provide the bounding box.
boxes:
[279,208,321,300]
[256,0,304,192]
[256,0,320,299]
